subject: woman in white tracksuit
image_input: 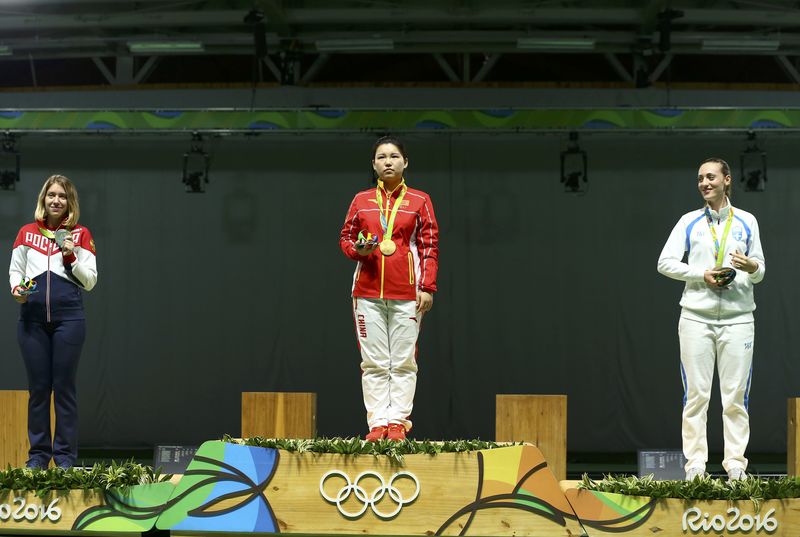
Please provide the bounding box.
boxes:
[657,157,765,482]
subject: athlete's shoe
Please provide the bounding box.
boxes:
[386,423,406,441]
[727,468,747,482]
[685,467,706,481]
[365,426,387,442]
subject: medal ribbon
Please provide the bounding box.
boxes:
[38,226,56,240]
[704,205,734,268]
[375,180,407,242]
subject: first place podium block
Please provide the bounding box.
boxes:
[495,394,567,481]
[241,392,317,439]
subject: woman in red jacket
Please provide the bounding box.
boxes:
[340,136,439,441]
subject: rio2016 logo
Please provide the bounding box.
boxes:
[682,506,777,533]
[0,497,61,523]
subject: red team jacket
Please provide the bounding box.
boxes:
[9,221,98,322]
[340,182,439,300]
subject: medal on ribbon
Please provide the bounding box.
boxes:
[375,180,407,257]
[705,206,736,286]
[38,225,71,245]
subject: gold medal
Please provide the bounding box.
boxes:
[375,180,407,258]
[379,239,396,256]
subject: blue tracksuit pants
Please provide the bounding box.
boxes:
[17,319,84,468]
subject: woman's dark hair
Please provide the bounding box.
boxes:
[372,135,407,160]
[699,157,732,197]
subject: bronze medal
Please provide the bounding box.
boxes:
[379,239,397,256]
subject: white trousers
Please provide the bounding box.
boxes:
[353,297,421,431]
[678,317,754,472]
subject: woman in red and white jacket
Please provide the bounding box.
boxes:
[9,174,97,469]
[340,136,439,442]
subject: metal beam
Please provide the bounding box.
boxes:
[262,56,282,81]
[28,54,37,87]
[3,7,800,33]
[91,57,115,84]
[649,53,673,82]
[299,53,330,84]
[115,55,135,85]
[472,54,501,83]
[133,56,160,84]
[776,55,800,84]
[604,53,633,83]
[434,54,460,83]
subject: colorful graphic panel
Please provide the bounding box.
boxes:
[156,440,279,532]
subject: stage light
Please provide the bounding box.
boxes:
[182,133,209,193]
[0,133,20,191]
[740,131,767,192]
[560,132,588,193]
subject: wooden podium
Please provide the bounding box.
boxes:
[0,390,55,468]
[789,398,800,476]
[495,394,567,481]
[241,392,317,438]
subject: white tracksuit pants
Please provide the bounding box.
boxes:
[353,297,421,431]
[679,317,754,473]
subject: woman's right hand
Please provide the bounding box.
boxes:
[704,269,725,288]
[11,286,27,304]
[355,243,379,256]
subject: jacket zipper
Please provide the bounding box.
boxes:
[46,240,52,323]
[379,255,385,299]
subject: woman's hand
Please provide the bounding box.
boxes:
[61,236,75,257]
[11,286,27,304]
[416,291,433,313]
[730,250,758,273]
[703,269,725,288]
[355,242,378,256]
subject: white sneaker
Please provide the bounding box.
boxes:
[685,467,706,481]
[727,468,747,482]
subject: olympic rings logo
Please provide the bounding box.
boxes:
[319,470,420,519]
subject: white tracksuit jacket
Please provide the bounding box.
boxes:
[657,202,765,323]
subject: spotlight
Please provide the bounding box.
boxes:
[0,133,20,191]
[560,132,588,193]
[739,131,767,192]
[182,132,209,193]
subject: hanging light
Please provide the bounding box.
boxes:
[739,131,767,192]
[0,132,20,191]
[560,131,588,193]
[182,132,209,193]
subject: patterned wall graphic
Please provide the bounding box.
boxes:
[1,109,799,132]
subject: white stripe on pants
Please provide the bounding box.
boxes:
[679,317,754,473]
[354,297,420,431]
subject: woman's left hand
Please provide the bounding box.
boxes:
[61,236,74,257]
[730,250,757,273]
[416,291,433,314]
